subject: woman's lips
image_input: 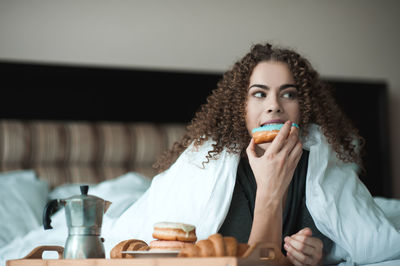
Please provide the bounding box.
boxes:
[261,119,285,126]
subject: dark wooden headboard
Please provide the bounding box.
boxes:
[0,61,391,197]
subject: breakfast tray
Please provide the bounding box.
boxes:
[6,242,292,266]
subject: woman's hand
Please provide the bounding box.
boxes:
[284,227,323,266]
[246,121,303,200]
[246,121,303,246]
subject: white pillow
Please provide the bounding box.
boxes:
[0,170,49,249]
[49,172,151,218]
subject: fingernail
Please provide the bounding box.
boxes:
[291,123,299,129]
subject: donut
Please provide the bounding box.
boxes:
[252,123,299,144]
[149,240,195,251]
[152,221,197,242]
[110,239,149,258]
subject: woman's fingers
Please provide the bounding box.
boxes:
[285,241,321,266]
[286,126,301,153]
[265,121,301,162]
[284,236,314,256]
[297,227,313,236]
[265,120,292,154]
[290,233,323,253]
[246,137,257,158]
[288,139,303,167]
[286,250,309,266]
[284,228,323,265]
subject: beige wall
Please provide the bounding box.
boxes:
[1,0,399,197]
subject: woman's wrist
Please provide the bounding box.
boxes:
[254,192,283,214]
[250,194,283,246]
[255,185,286,206]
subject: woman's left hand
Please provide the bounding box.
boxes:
[283,227,323,266]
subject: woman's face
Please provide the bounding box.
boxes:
[246,61,300,147]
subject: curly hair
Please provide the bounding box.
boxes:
[154,43,364,172]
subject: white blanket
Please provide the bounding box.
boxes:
[1,124,400,266]
[304,125,400,264]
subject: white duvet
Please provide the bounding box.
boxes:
[1,124,400,266]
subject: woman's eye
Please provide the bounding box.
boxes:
[253,91,266,98]
[282,91,297,99]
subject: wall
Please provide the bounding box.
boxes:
[0,0,399,197]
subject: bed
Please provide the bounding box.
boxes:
[0,61,396,265]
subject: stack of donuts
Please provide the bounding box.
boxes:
[149,221,198,251]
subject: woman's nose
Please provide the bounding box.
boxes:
[267,106,282,113]
[265,96,282,113]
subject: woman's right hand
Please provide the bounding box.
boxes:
[246,121,303,200]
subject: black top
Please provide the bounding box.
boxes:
[218,150,333,255]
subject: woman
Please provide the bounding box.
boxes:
[105,43,400,265]
[153,43,363,265]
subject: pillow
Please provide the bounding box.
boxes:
[0,170,49,249]
[49,172,151,218]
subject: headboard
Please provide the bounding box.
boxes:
[0,120,186,188]
[0,61,391,197]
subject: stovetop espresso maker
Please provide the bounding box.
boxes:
[43,185,111,259]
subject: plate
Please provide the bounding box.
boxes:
[121,250,179,258]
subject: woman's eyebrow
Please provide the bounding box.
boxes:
[248,84,269,90]
[248,83,298,90]
[280,84,298,90]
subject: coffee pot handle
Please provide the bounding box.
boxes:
[43,199,60,230]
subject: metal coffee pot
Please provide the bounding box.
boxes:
[43,185,112,259]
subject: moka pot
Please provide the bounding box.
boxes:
[43,185,112,259]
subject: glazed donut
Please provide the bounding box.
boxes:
[152,221,197,242]
[110,239,149,258]
[149,240,195,251]
[252,123,299,144]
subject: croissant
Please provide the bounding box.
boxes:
[110,239,149,258]
[178,233,249,257]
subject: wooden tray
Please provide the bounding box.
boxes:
[6,242,292,266]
